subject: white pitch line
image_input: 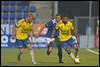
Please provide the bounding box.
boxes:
[86,48,99,55]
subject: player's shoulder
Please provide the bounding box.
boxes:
[57,20,63,24]
[17,18,25,24]
[68,21,73,25]
[28,22,33,26]
[68,20,72,24]
[49,18,56,24]
[19,18,25,22]
[56,20,62,27]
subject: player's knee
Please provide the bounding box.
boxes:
[20,50,24,54]
[27,44,32,50]
[73,45,78,49]
[19,48,24,54]
[49,47,52,50]
[20,51,23,54]
[73,45,79,51]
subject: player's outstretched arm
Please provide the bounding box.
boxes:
[12,25,17,39]
[71,25,79,43]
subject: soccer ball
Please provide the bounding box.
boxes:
[74,58,80,64]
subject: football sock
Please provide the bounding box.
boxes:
[30,49,35,61]
[74,47,79,58]
[70,52,75,59]
[65,48,75,59]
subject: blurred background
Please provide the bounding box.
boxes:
[1,1,99,48]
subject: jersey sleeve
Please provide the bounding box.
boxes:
[55,23,59,30]
[15,19,25,27]
[70,22,74,30]
[55,21,62,30]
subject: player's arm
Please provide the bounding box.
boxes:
[15,19,24,27]
[71,23,79,42]
[45,20,55,38]
[51,28,56,38]
[45,20,52,28]
[51,23,59,38]
[12,25,17,39]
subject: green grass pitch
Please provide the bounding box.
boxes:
[1,48,99,66]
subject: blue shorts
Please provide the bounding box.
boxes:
[60,37,74,49]
[15,38,31,48]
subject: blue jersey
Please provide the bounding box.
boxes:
[45,19,58,38]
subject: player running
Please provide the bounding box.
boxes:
[55,15,80,64]
[45,14,62,57]
[12,13,36,64]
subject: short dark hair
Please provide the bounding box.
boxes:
[62,14,69,18]
[27,12,33,17]
[55,14,61,17]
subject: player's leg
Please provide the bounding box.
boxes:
[72,35,80,58]
[17,47,24,62]
[58,44,63,64]
[72,36,80,64]
[25,38,36,64]
[64,48,75,60]
[66,38,80,64]
[56,41,64,64]
[73,43,79,58]
[55,38,63,64]
[47,41,53,55]
[55,38,60,56]
[46,38,53,55]
[63,39,75,60]
[16,39,24,62]
[73,43,80,64]
[27,44,36,64]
